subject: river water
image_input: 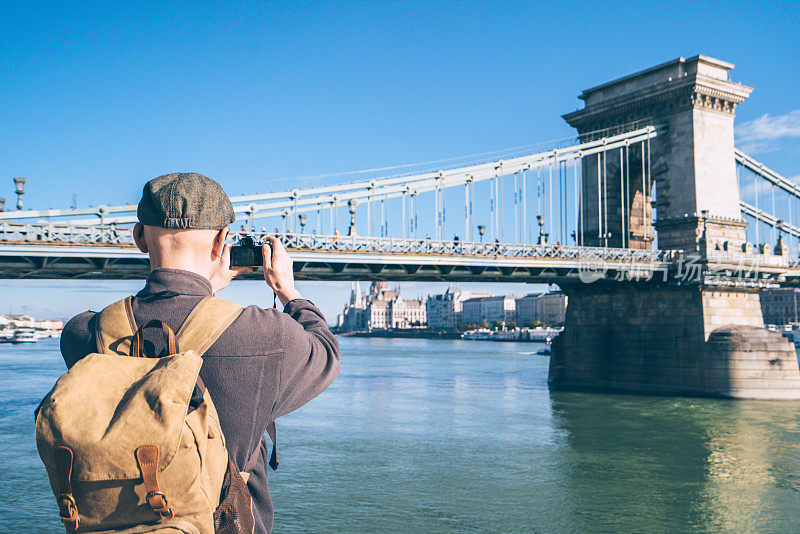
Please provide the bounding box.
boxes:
[2,337,800,533]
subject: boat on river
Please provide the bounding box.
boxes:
[11,329,38,343]
[461,328,493,340]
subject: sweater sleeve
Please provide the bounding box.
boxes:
[60,311,98,369]
[270,298,341,420]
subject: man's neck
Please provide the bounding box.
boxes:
[148,258,212,284]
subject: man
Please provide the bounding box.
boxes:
[60,172,340,533]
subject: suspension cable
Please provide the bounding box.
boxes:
[499,169,504,242]
[597,152,602,242]
[549,158,554,241]
[513,172,518,242]
[619,147,625,248]
[574,157,579,245]
[641,140,646,243]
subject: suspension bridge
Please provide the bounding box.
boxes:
[0,122,797,284]
[3,54,800,399]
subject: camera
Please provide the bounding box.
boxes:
[230,236,269,267]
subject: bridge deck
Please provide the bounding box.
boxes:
[0,236,670,283]
[0,232,795,285]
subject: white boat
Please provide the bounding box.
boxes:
[11,329,38,343]
[461,328,493,340]
[526,328,563,342]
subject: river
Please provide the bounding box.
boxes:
[2,337,800,533]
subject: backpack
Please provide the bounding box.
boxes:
[35,296,262,534]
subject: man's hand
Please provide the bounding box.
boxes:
[263,237,301,306]
[209,243,253,293]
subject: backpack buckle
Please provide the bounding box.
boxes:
[145,491,174,519]
[58,492,79,531]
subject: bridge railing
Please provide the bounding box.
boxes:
[0,222,133,244]
[267,231,668,261]
[1,222,669,262]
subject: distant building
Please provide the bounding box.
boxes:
[461,295,518,325]
[761,288,800,325]
[426,284,491,329]
[339,281,426,331]
[516,293,540,326]
[391,297,426,328]
[484,295,519,324]
[461,297,484,326]
[538,291,568,326]
[0,315,63,331]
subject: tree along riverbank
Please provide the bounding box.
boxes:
[334,329,557,342]
[336,330,463,340]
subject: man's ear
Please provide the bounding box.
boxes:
[212,228,228,260]
[133,223,148,253]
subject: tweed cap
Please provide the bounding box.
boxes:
[137,172,235,229]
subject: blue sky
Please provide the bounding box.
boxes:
[2,1,799,321]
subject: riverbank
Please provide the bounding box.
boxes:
[335,328,561,342]
[336,330,463,340]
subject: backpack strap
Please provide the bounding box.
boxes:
[94,297,137,355]
[175,296,244,356]
[178,297,280,473]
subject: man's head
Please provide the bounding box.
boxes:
[133,173,245,291]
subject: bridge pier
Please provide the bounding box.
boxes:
[552,55,800,400]
[550,282,800,399]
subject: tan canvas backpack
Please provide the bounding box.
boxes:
[35,296,259,534]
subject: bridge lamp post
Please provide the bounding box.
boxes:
[299,214,307,234]
[478,225,485,242]
[537,215,547,245]
[348,199,358,237]
[0,197,5,212]
[775,219,787,257]
[13,177,26,210]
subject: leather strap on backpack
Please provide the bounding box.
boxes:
[135,445,174,521]
[130,320,178,358]
[55,446,79,532]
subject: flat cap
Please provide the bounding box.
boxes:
[137,172,235,229]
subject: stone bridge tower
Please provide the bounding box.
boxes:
[563,55,753,251]
[550,56,800,400]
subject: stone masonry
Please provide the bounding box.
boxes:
[550,283,800,399]
[564,55,753,251]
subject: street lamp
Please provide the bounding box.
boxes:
[775,219,787,256]
[13,178,26,210]
[299,214,307,234]
[348,199,358,236]
[478,225,485,242]
[537,215,547,245]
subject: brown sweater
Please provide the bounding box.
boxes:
[60,268,341,534]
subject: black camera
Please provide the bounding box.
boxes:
[230,236,269,267]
